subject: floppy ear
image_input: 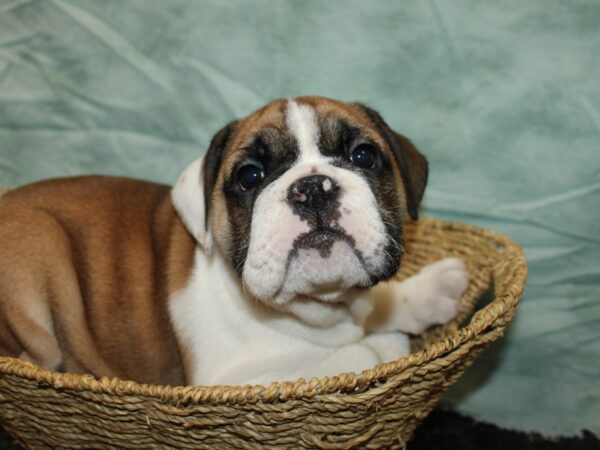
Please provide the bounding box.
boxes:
[172,157,212,251]
[356,104,428,220]
[171,121,237,251]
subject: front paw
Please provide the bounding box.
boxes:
[407,257,470,331]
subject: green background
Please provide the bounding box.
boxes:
[1,0,598,435]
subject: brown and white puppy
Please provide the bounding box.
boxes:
[0,97,468,386]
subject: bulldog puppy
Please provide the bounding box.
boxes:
[0,97,469,386]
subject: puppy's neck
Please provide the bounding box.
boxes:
[274,288,374,330]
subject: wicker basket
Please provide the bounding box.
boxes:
[0,213,527,449]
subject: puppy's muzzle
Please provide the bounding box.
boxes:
[287,175,340,219]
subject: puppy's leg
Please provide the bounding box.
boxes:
[366,257,469,334]
[361,332,411,362]
[0,207,65,371]
[245,343,383,386]
[0,284,62,370]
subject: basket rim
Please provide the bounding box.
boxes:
[0,217,527,405]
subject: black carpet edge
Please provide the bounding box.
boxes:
[407,409,600,450]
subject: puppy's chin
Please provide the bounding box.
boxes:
[243,240,372,325]
[280,241,370,303]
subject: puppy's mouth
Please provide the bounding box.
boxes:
[293,227,355,258]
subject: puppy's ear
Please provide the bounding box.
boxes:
[172,157,212,251]
[356,104,428,220]
[172,121,237,251]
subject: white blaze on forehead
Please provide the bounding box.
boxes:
[286,100,327,164]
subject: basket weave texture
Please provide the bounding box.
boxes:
[0,190,527,449]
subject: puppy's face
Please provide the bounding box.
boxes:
[173,97,427,324]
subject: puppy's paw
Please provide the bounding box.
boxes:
[405,257,469,332]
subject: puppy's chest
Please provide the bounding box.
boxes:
[168,250,360,386]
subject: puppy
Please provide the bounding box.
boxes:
[0,97,468,386]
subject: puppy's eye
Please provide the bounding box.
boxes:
[350,144,378,169]
[238,164,265,191]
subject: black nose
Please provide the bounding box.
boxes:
[288,175,340,213]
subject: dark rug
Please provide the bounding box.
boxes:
[1,408,598,449]
[408,409,600,450]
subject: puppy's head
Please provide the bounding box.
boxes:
[173,97,427,325]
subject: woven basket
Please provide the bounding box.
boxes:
[0,192,527,449]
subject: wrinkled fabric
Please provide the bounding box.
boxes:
[0,0,598,435]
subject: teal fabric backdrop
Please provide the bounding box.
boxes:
[0,0,598,436]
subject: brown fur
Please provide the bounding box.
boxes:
[209,100,289,256]
[0,177,192,385]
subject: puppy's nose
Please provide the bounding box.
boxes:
[288,175,340,212]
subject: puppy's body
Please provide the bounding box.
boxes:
[0,97,469,386]
[0,177,189,384]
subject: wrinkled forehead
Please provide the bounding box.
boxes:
[222,97,388,169]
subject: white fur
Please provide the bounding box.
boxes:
[286,100,328,165]
[171,157,212,252]
[169,248,468,386]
